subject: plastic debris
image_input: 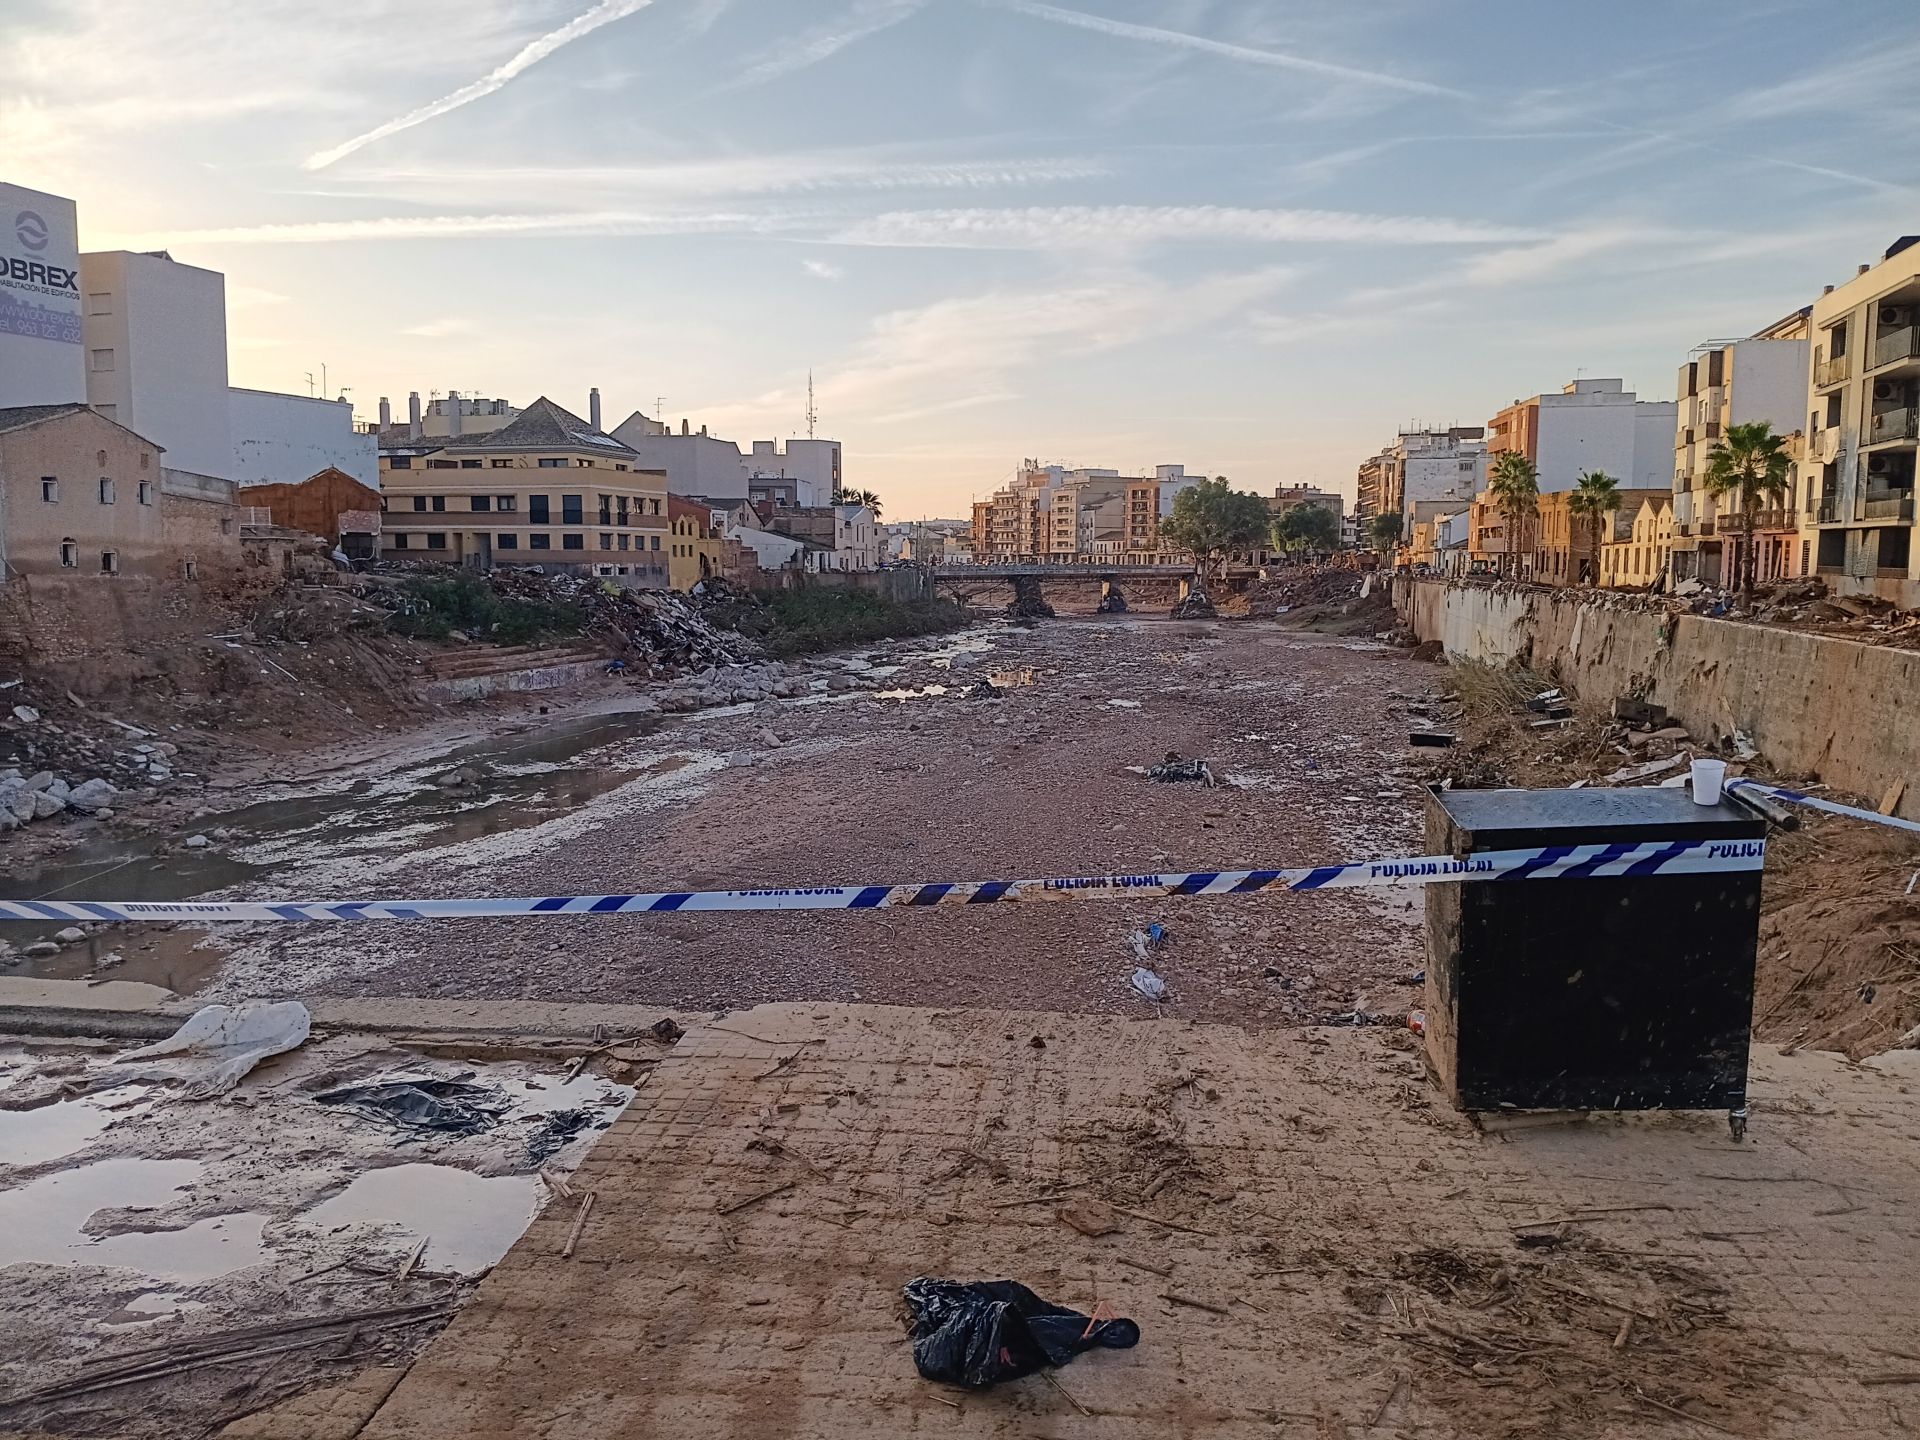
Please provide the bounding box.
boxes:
[115,1000,311,1099]
[315,1076,511,1137]
[1147,753,1217,786]
[1131,967,1168,1003]
[903,1278,1140,1389]
[524,1108,597,1164]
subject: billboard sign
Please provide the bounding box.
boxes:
[0,182,85,404]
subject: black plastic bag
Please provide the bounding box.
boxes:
[903,1277,1140,1389]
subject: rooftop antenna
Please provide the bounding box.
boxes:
[654,396,665,419]
[805,370,818,440]
[303,371,315,398]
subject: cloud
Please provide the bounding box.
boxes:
[837,204,1547,250]
[100,209,793,247]
[304,0,659,170]
[402,318,479,339]
[226,283,290,308]
[802,258,845,280]
[986,0,1467,99]
[720,0,926,92]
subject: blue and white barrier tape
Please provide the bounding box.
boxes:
[0,839,1766,925]
[1729,778,1920,837]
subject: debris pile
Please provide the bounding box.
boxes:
[1258,562,1393,633]
[482,570,763,673]
[1005,575,1055,620]
[0,680,193,832]
[1169,589,1217,620]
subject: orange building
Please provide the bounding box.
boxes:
[236,467,382,559]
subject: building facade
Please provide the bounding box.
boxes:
[1531,488,1669,586]
[1601,498,1673,589]
[0,182,85,407]
[1804,236,1920,606]
[1670,311,1811,586]
[609,412,841,506]
[974,460,1188,562]
[229,388,375,489]
[1488,379,1676,494]
[377,397,669,584]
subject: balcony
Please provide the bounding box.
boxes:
[1867,406,1919,446]
[1698,520,1716,537]
[1872,327,1920,372]
[1862,494,1916,522]
[1818,499,1843,524]
[1815,355,1852,388]
[1750,508,1798,531]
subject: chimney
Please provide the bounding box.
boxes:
[681,418,690,436]
[700,424,708,437]
[378,396,392,430]
[448,390,463,437]
[589,387,602,431]
[1824,284,1836,295]
[1859,264,1872,276]
[407,390,422,441]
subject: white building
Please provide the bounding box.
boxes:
[0,181,85,406]
[1670,310,1811,586]
[230,388,376,489]
[1490,379,1677,494]
[81,249,231,479]
[610,413,841,506]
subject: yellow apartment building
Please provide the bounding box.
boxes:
[378,397,670,584]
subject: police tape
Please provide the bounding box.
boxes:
[0,838,1768,924]
[1728,778,1920,837]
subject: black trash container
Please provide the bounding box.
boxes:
[1424,786,1765,1134]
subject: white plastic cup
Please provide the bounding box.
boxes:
[1690,757,1727,806]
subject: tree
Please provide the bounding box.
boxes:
[835,488,883,519]
[1274,504,1340,557]
[1565,469,1622,586]
[1702,421,1792,605]
[1367,512,1403,554]
[1160,477,1270,583]
[1489,451,1540,579]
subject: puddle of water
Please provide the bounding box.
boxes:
[0,1158,270,1280]
[872,685,950,702]
[301,1164,540,1274]
[1106,699,1143,709]
[102,1291,211,1328]
[0,1098,115,1168]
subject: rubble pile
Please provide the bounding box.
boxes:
[0,681,195,833]
[1005,576,1055,620]
[1255,562,1392,632]
[1168,589,1218,620]
[470,570,764,673]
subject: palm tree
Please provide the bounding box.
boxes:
[835,488,884,518]
[1566,469,1622,586]
[1702,421,1791,605]
[1489,451,1539,579]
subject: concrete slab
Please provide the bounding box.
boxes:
[357,1005,1920,1439]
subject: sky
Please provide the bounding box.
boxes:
[6,0,1920,517]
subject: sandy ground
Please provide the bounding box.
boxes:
[348,1003,1920,1440]
[21,617,1440,1027]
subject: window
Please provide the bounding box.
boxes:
[59,538,77,568]
[412,496,427,512]
[491,459,513,468]
[599,533,614,550]
[650,498,662,516]
[139,452,149,470]
[496,495,517,511]
[426,532,448,551]
[529,496,550,523]
[40,477,56,503]
[497,533,519,551]
[563,534,585,551]
[573,458,591,467]
[97,449,107,466]
[182,558,199,581]
[461,459,482,470]
[598,497,612,525]
[529,533,551,550]
[394,533,410,550]
[650,534,661,551]
[431,495,446,512]
[471,495,492,512]
[90,348,114,372]
[389,456,413,469]
[100,550,118,575]
[98,477,114,504]
[538,458,565,468]
[427,459,457,469]
[615,464,628,472]
[619,534,630,551]
[137,479,152,505]
[562,494,584,524]
[87,292,111,315]
[617,497,630,524]
[220,518,233,535]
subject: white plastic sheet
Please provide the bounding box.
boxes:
[116,1000,311,1099]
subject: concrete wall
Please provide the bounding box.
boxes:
[229,388,377,488]
[1728,337,1810,430]
[612,426,753,501]
[1397,578,1920,819]
[81,250,232,480]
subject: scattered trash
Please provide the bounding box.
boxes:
[315,1076,511,1137]
[116,1000,312,1099]
[1105,699,1143,709]
[1169,591,1217,620]
[969,678,1002,700]
[1096,590,1128,614]
[1147,753,1217,786]
[525,1108,597,1165]
[11,704,40,724]
[1729,730,1759,762]
[1612,697,1668,727]
[902,1278,1140,1389]
[1407,1010,1426,1037]
[650,1017,685,1044]
[1131,968,1169,1004]
[1058,1199,1120,1238]
[1409,730,1455,747]
[1602,754,1689,785]
[1126,924,1167,964]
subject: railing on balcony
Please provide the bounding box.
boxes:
[1749,508,1798,531]
[1815,355,1852,388]
[1869,406,1919,445]
[1862,494,1916,521]
[1818,498,1842,524]
[1698,520,1716,537]
[1873,327,1920,370]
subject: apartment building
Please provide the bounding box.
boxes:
[1355,449,1392,521]
[1359,428,1486,538]
[1804,236,1920,607]
[377,397,670,585]
[1601,498,1673,589]
[976,461,1185,561]
[609,411,842,507]
[1531,488,1669,586]
[1669,311,1810,586]
[1488,379,1675,493]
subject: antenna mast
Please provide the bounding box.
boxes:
[805,370,818,440]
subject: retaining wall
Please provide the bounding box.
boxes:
[421,658,613,704]
[1397,579,1920,820]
